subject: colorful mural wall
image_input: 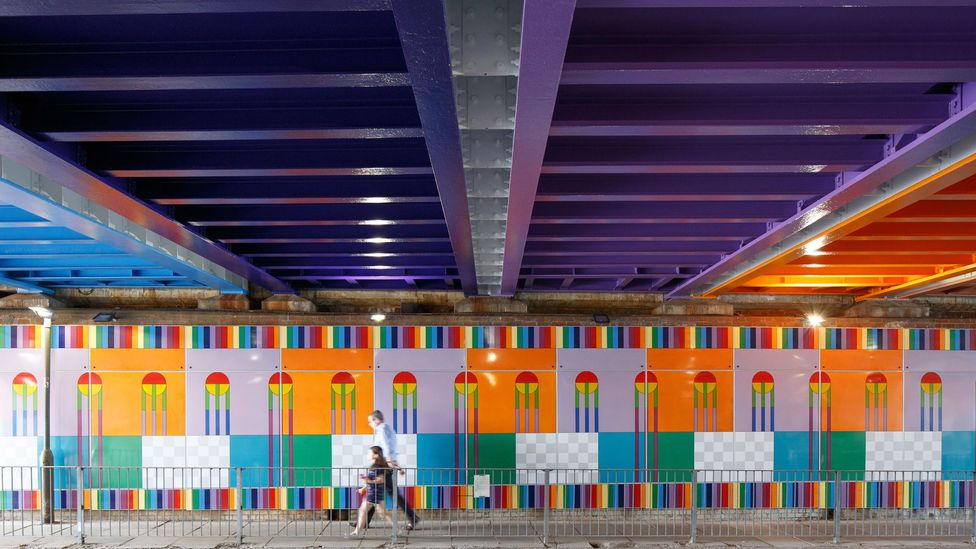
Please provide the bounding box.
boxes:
[2,324,976,510]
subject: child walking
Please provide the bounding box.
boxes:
[348,446,396,538]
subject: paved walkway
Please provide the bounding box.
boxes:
[0,536,972,548]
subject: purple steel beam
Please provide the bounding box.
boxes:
[44,128,424,143]
[544,136,883,165]
[536,173,835,198]
[0,73,410,93]
[575,1,976,6]
[561,63,976,85]
[135,176,438,201]
[671,89,976,297]
[499,0,577,296]
[531,201,798,220]
[0,119,293,294]
[0,0,390,15]
[549,122,925,137]
[391,0,477,294]
[541,164,864,174]
[549,96,946,137]
[528,223,767,239]
[108,167,432,178]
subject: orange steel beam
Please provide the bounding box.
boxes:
[821,240,976,253]
[848,223,976,239]
[792,254,976,266]
[768,266,940,276]
[683,116,976,297]
[890,201,976,218]
[702,157,976,295]
[746,275,914,287]
[857,262,976,300]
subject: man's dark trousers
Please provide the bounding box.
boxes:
[366,472,417,527]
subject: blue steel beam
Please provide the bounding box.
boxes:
[0,179,245,293]
[499,0,577,296]
[0,276,52,294]
[391,0,477,294]
[0,121,293,293]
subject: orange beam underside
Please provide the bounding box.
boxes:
[728,163,976,296]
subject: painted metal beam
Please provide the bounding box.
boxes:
[0,121,293,293]
[0,275,52,294]
[391,0,477,294]
[858,263,976,299]
[561,63,976,86]
[497,0,577,296]
[671,92,976,298]
[43,128,425,143]
[108,167,432,178]
[550,122,926,137]
[0,73,410,93]
[0,0,390,15]
[576,0,976,7]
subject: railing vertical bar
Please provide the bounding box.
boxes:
[76,466,84,543]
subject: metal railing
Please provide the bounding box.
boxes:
[1,466,974,544]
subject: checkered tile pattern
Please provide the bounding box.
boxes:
[695,431,736,470]
[331,434,373,486]
[0,436,38,489]
[516,433,599,483]
[695,432,773,482]
[185,435,230,488]
[736,432,775,471]
[866,431,941,479]
[396,434,417,487]
[142,436,186,489]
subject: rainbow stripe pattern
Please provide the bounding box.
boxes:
[2,324,976,350]
[5,479,969,511]
[0,325,39,348]
[905,329,976,351]
[186,326,279,349]
[822,328,902,350]
[734,327,818,350]
[557,326,645,348]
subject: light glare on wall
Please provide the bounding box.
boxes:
[806,314,824,327]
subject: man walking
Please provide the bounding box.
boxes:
[363,410,419,531]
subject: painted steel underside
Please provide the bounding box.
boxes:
[1,1,976,297]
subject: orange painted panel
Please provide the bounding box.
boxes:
[653,370,733,432]
[647,349,733,371]
[822,370,903,432]
[821,350,902,371]
[467,349,556,371]
[286,371,373,434]
[281,349,372,371]
[90,348,184,371]
[94,371,185,436]
[460,371,556,434]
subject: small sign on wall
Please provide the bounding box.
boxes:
[473,474,491,498]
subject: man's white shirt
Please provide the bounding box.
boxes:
[373,421,398,463]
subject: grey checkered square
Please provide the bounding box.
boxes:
[0,436,38,489]
[142,436,186,489]
[185,436,230,488]
[866,431,941,480]
[331,434,373,486]
[395,434,417,487]
[695,432,736,469]
[735,432,774,481]
[515,433,598,483]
